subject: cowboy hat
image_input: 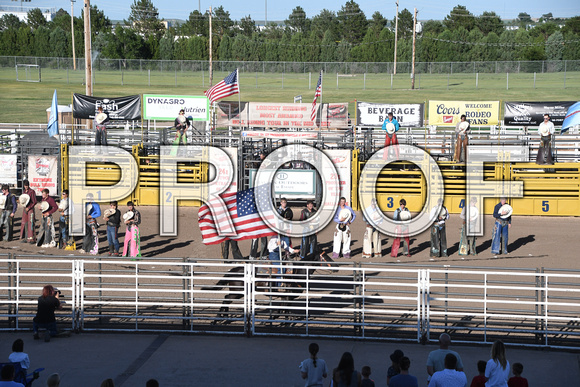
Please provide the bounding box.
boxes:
[338,208,352,223]
[177,114,186,124]
[399,210,411,221]
[86,203,93,214]
[40,201,49,212]
[95,112,107,124]
[123,211,134,222]
[104,208,116,218]
[499,204,513,219]
[58,200,68,211]
[468,207,479,222]
[0,195,6,210]
[371,210,382,223]
[438,206,448,220]
[386,122,396,134]
[538,123,550,137]
[19,194,30,207]
[458,121,469,132]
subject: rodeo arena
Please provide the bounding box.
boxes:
[1,70,580,386]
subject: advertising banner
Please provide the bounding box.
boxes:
[250,169,316,198]
[323,149,352,205]
[356,102,424,127]
[73,94,141,120]
[143,95,209,121]
[28,155,58,196]
[0,155,17,185]
[428,101,500,126]
[241,131,318,139]
[216,102,349,129]
[503,101,576,126]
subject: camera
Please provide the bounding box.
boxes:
[53,289,62,297]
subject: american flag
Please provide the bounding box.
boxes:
[198,186,277,245]
[204,69,240,104]
[311,71,323,122]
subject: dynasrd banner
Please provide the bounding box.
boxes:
[73,94,141,120]
[503,101,576,126]
[357,102,424,127]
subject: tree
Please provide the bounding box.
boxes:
[27,8,47,30]
[545,30,564,61]
[337,0,368,44]
[158,30,174,59]
[394,8,414,39]
[89,5,112,35]
[320,29,338,62]
[311,9,338,40]
[33,25,51,56]
[212,6,234,39]
[239,15,256,37]
[476,11,503,36]
[180,10,207,37]
[126,0,164,37]
[444,5,475,31]
[422,20,444,35]
[285,6,309,33]
[261,22,284,40]
[0,14,24,31]
[49,27,68,57]
[541,12,553,21]
[530,22,558,41]
[562,16,580,34]
[369,11,387,33]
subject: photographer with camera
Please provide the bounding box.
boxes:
[32,285,62,342]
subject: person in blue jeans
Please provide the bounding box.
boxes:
[104,201,121,256]
[491,197,512,255]
[33,285,62,342]
[267,235,296,287]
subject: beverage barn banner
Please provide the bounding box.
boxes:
[73,94,141,120]
[428,101,500,126]
[143,95,209,121]
[28,155,58,196]
[216,102,349,129]
[356,102,424,127]
[503,101,576,126]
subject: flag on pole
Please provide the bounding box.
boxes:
[198,186,277,245]
[204,69,240,104]
[311,71,323,122]
[561,101,580,134]
[47,89,59,137]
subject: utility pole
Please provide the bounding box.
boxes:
[83,0,92,96]
[265,0,267,26]
[394,0,398,75]
[71,0,76,70]
[209,6,212,86]
[411,7,417,89]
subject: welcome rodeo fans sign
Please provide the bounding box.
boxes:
[428,101,500,126]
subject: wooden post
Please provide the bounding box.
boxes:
[71,0,76,70]
[83,0,92,96]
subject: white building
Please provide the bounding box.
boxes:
[0,5,56,23]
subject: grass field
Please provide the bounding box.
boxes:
[0,67,579,123]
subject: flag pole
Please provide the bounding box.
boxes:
[237,68,242,134]
[319,70,323,141]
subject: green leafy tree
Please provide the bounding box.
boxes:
[562,16,580,34]
[320,29,338,62]
[0,14,24,31]
[530,22,558,40]
[239,15,256,37]
[126,0,164,37]
[285,6,309,34]
[466,28,484,61]
[422,20,444,35]
[394,8,414,39]
[49,27,68,57]
[498,30,516,61]
[369,11,387,33]
[89,5,112,35]
[311,9,338,40]
[476,11,503,36]
[517,12,532,22]
[444,5,475,31]
[545,30,564,60]
[27,8,47,30]
[541,12,553,21]
[482,32,500,61]
[158,30,174,59]
[337,0,368,44]
[101,25,146,59]
[261,22,284,40]
[213,6,234,39]
[33,25,51,56]
[180,10,207,37]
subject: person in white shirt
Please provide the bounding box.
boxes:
[428,354,467,387]
[268,235,296,287]
[484,340,510,387]
[536,113,555,165]
[429,199,449,258]
[299,343,328,387]
[8,339,29,370]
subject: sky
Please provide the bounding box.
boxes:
[1,0,579,22]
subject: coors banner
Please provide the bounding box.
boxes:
[73,93,141,120]
[357,101,424,127]
[503,101,576,126]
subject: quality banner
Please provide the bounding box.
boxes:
[216,102,349,129]
[429,101,500,126]
[73,94,141,120]
[356,101,424,127]
[143,95,209,121]
[503,101,576,126]
[28,155,58,196]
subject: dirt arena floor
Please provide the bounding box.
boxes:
[1,205,578,271]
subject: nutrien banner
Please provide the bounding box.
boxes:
[428,101,500,126]
[503,101,576,126]
[143,95,209,121]
[356,101,424,127]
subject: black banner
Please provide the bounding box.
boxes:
[73,94,141,120]
[503,101,575,126]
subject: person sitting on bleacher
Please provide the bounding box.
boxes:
[0,364,24,387]
[8,340,29,370]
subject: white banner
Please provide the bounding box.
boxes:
[28,155,58,196]
[250,169,316,199]
[0,155,17,185]
[241,131,318,139]
[324,149,352,205]
[143,95,209,121]
[357,102,424,128]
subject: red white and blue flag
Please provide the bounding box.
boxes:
[204,69,240,104]
[311,71,323,122]
[198,186,277,245]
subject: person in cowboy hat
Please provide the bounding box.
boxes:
[58,189,74,249]
[123,201,141,258]
[491,197,512,255]
[536,113,555,165]
[38,188,58,248]
[332,197,356,259]
[361,198,382,259]
[103,201,121,256]
[382,112,400,160]
[173,109,190,145]
[454,114,471,163]
[429,198,449,258]
[94,106,109,146]
[81,193,101,254]
[0,184,18,242]
[20,179,37,244]
[391,198,412,258]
